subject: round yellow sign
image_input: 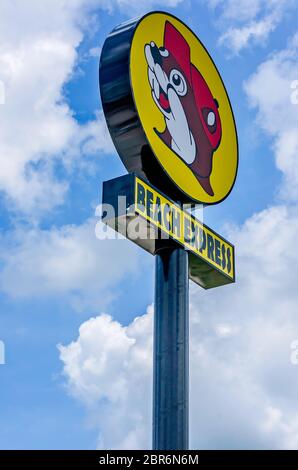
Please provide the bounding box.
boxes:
[129,12,238,205]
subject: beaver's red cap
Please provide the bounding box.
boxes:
[164,21,221,149]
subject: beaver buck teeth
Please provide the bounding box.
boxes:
[148,66,171,112]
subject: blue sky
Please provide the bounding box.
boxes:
[0,0,298,450]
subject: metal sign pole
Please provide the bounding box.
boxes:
[153,241,189,450]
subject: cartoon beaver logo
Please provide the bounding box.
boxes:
[145,22,222,196]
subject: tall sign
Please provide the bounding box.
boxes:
[100,11,238,205]
[99,11,238,450]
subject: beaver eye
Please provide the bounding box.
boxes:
[169,69,187,96]
[159,47,169,57]
[202,108,217,134]
[207,111,215,126]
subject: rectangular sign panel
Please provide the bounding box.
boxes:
[134,177,234,281]
[102,174,235,289]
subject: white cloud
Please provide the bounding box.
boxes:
[59,204,298,449]
[0,0,116,216]
[209,0,262,22]
[219,12,278,53]
[0,0,181,217]
[59,306,153,449]
[207,0,296,54]
[244,33,298,200]
[0,218,147,311]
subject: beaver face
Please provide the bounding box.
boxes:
[145,22,222,197]
[145,41,196,165]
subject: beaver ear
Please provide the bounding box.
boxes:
[214,98,219,108]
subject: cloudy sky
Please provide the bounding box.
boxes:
[0,0,298,450]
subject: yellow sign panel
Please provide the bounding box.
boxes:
[135,177,234,281]
[130,12,238,205]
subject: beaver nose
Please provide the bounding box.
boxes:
[150,42,162,66]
